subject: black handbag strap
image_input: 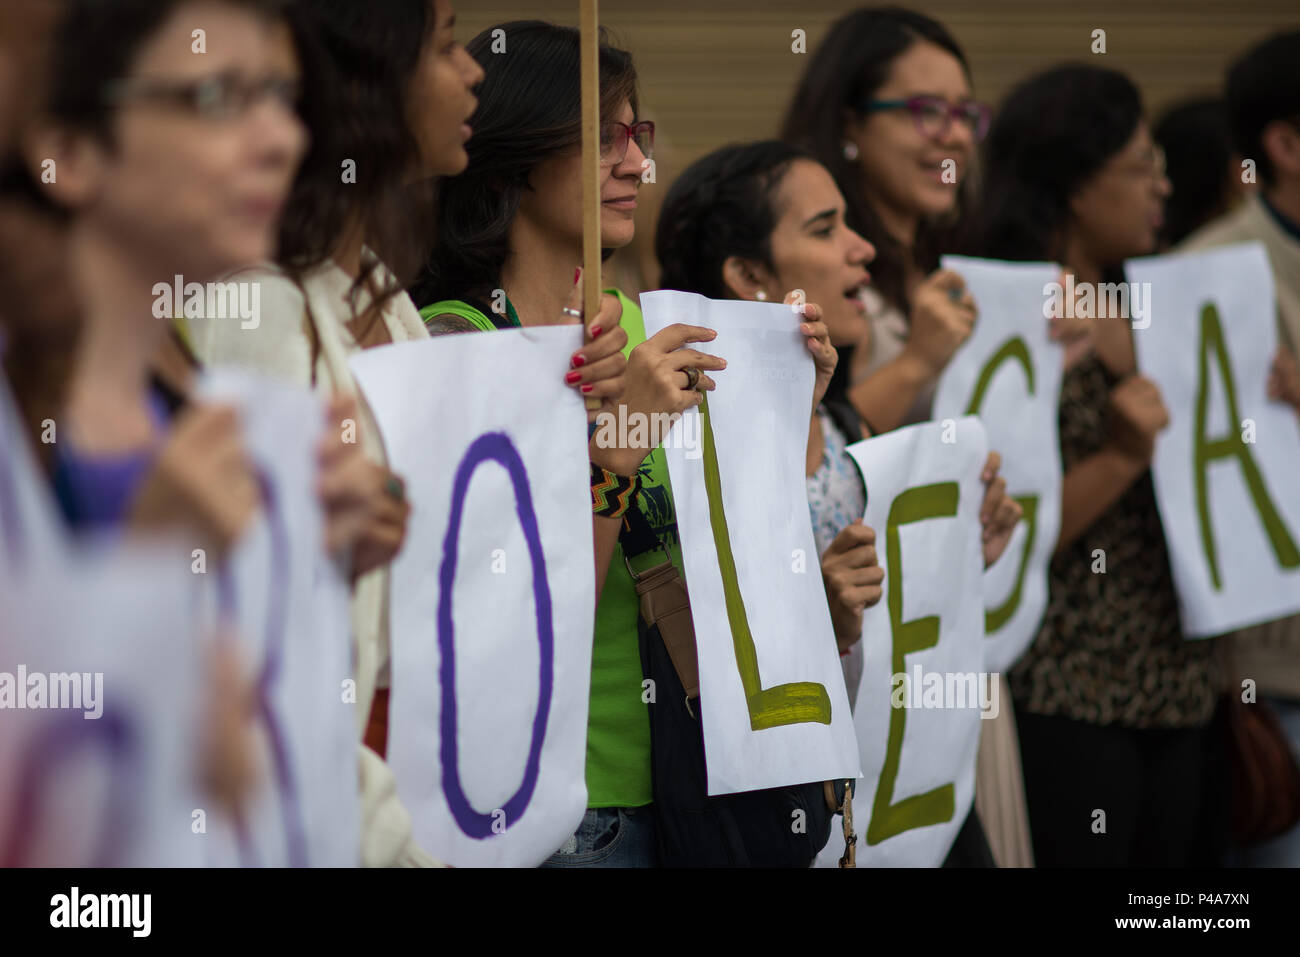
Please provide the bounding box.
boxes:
[618,499,668,563]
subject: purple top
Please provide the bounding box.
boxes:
[52,389,172,531]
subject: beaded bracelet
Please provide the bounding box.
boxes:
[591,461,641,519]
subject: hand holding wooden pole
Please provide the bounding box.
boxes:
[580,0,603,411]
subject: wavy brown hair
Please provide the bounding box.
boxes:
[276,0,438,317]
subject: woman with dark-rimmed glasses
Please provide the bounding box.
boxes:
[782,5,1040,868]
[416,20,837,867]
[7,0,310,840]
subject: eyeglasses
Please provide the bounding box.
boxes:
[600,120,654,167]
[858,95,991,142]
[106,71,301,122]
[1110,144,1167,181]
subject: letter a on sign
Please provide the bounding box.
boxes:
[1128,243,1300,636]
[1193,303,1299,589]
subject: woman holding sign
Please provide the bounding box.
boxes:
[184,0,485,866]
[781,7,985,436]
[418,22,845,867]
[655,142,1023,873]
[782,7,1054,868]
[5,0,316,838]
[415,20,706,867]
[969,65,1225,868]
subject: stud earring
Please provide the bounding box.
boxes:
[755,290,768,301]
[842,141,860,161]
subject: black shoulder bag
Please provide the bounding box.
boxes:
[619,502,856,867]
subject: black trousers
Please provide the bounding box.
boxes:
[942,808,997,867]
[1015,707,1230,867]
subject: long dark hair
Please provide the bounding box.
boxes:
[968,64,1142,263]
[1154,98,1233,247]
[411,20,638,308]
[781,5,972,315]
[277,0,437,309]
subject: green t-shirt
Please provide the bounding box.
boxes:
[419,296,520,331]
[587,293,680,809]
[420,289,676,808]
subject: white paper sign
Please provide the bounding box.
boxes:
[1129,243,1300,637]
[351,328,595,867]
[818,416,989,867]
[639,290,860,796]
[0,373,66,572]
[0,545,204,866]
[933,256,1064,672]
[198,370,360,866]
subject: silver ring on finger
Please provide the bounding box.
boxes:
[683,366,701,391]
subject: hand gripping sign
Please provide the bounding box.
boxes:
[932,256,1064,672]
[1129,243,1300,637]
[199,370,360,867]
[639,290,860,796]
[818,416,989,867]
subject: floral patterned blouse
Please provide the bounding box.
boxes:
[806,406,868,708]
[1009,353,1218,728]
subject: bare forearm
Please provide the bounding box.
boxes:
[1055,447,1147,555]
[593,513,621,603]
[588,434,647,606]
[847,351,932,435]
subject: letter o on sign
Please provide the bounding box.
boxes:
[2,708,135,866]
[438,432,554,838]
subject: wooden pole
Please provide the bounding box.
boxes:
[579,0,602,411]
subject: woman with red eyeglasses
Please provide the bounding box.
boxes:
[415,20,835,867]
[782,6,1039,869]
[414,21,709,868]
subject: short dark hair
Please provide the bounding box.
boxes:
[781,5,973,314]
[1226,29,1300,187]
[46,0,286,144]
[412,20,639,308]
[1154,98,1234,246]
[968,64,1143,264]
[655,140,810,301]
[1,0,286,215]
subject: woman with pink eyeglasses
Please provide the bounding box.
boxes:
[782,6,1044,868]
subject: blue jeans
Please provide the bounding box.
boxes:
[540,806,659,868]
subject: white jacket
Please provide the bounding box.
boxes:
[186,252,440,866]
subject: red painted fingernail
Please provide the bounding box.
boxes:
[590,325,602,338]
[571,353,586,368]
[574,268,581,285]
[565,370,582,384]
[581,384,594,394]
